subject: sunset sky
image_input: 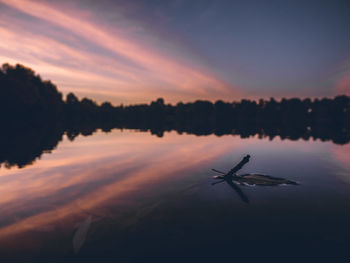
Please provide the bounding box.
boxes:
[1,0,350,104]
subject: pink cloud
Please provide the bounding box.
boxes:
[335,73,350,96]
[0,0,240,104]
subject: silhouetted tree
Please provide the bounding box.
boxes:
[0,63,64,123]
[1,62,350,169]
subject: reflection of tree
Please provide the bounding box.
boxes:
[0,122,65,168]
[1,63,350,168]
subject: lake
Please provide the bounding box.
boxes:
[1,129,350,262]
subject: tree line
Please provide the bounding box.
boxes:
[1,63,350,129]
[1,63,350,168]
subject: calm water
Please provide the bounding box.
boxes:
[1,129,350,262]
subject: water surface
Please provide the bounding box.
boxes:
[1,130,350,262]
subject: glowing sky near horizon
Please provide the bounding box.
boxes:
[1,0,350,104]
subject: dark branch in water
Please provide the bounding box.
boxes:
[212,155,297,203]
[225,178,250,203]
[211,169,226,175]
[227,155,250,176]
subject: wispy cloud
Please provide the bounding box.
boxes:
[0,0,239,104]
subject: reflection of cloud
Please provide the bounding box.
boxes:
[330,143,350,185]
[331,143,350,170]
[0,0,239,104]
[0,131,339,252]
[0,131,246,241]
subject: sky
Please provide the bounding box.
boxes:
[1,0,350,104]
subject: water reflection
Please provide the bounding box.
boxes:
[0,131,240,246]
[0,129,350,261]
[1,121,350,169]
[0,122,64,168]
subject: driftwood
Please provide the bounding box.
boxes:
[227,154,250,176]
[212,154,250,178]
[211,155,297,203]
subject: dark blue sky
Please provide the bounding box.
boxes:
[1,0,350,103]
[126,0,350,96]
